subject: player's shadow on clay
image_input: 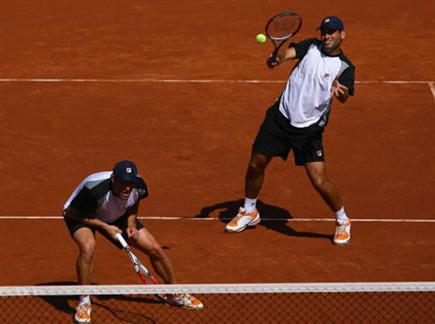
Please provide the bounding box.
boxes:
[34,281,158,323]
[195,199,333,241]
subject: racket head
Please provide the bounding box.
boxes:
[138,264,159,285]
[125,248,159,285]
[265,12,302,41]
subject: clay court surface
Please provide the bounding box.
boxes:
[0,0,434,290]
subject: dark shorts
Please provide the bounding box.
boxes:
[63,212,145,248]
[252,101,325,166]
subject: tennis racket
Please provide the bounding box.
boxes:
[116,233,171,303]
[116,234,205,309]
[265,12,302,66]
[116,233,159,285]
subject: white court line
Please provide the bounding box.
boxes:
[0,78,280,83]
[0,216,434,223]
[0,78,433,85]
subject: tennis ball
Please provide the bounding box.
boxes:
[256,33,267,44]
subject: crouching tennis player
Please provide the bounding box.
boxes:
[63,160,203,323]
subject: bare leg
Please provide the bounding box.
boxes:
[305,162,351,244]
[245,152,273,198]
[304,161,343,212]
[72,228,96,285]
[129,228,176,284]
[71,228,95,323]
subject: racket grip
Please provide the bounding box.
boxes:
[116,233,128,249]
[266,54,280,69]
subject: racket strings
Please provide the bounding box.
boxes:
[267,16,301,40]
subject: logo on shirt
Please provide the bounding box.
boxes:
[316,150,323,157]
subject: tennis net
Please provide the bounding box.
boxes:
[1,282,435,323]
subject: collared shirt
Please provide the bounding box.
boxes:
[278,38,355,128]
[63,171,148,223]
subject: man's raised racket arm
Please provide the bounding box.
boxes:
[269,46,297,68]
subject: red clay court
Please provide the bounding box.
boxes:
[0,0,434,322]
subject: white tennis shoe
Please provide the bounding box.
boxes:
[226,207,261,232]
[74,300,92,323]
[164,293,204,310]
[333,218,351,245]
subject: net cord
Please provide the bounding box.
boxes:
[1,282,435,297]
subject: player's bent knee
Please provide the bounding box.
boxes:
[248,160,267,173]
[311,177,328,192]
[79,240,96,260]
[147,246,166,261]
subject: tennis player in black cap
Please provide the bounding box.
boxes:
[63,160,203,323]
[227,16,355,247]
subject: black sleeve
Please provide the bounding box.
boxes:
[290,38,318,59]
[338,64,355,96]
[135,177,149,200]
[69,187,98,217]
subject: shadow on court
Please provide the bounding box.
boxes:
[34,281,158,323]
[195,199,333,242]
[34,281,77,316]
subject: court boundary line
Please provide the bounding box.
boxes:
[2,79,434,96]
[0,216,434,223]
[0,78,433,85]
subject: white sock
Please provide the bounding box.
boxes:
[80,295,91,305]
[335,207,348,223]
[244,197,257,214]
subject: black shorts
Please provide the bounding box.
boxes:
[63,212,145,248]
[252,101,325,166]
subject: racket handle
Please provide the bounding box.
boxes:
[116,233,128,249]
[266,54,280,69]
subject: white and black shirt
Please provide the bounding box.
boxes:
[278,38,355,128]
[63,171,148,223]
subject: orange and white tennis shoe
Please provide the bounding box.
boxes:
[333,218,351,245]
[225,207,261,232]
[74,301,92,323]
[165,293,204,310]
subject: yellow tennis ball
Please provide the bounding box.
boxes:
[256,33,267,44]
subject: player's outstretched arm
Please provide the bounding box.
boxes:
[281,47,297,61]
[64,208,122,239]
[267,47,297,69]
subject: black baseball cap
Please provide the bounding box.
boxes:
[112,160,138,182]
[318,16,344,32]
